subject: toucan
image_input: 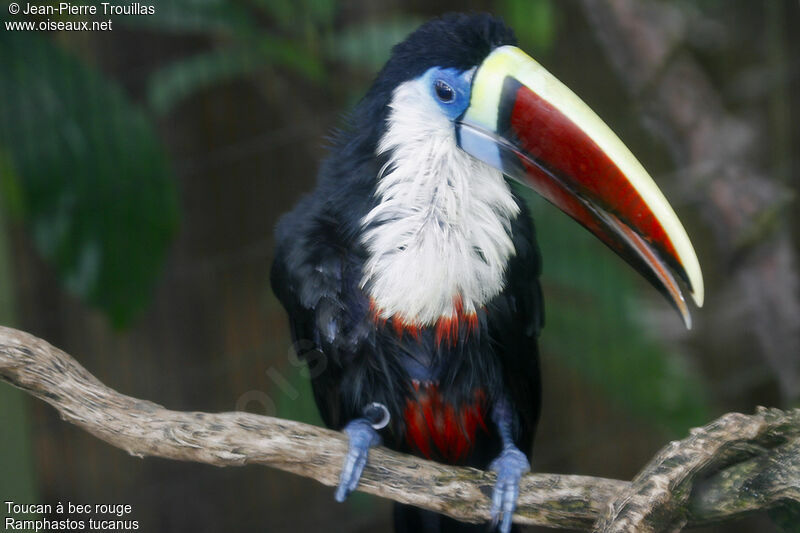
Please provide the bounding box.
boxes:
[271,13,703,533]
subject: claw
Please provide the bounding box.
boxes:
[335,418,381,502]
[488,446,530,533]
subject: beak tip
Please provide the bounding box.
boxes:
[682,274,703,330]
[675,292,693,331]
[691,286,704,309]
[682,275,703,330]
[687,268,704,309]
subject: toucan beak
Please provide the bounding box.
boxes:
[457,46,703,328]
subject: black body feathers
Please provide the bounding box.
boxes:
[270,13,542,532]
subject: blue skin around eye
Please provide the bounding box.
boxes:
[421,67,472,120]
[421,66,505,173]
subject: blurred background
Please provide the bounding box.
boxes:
[0,0,798,531]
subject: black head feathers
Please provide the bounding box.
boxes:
[339,13,516,155]
[378,13,516,85]
[365,13,516,106]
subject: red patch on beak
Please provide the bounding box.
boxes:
[509,84,679,266]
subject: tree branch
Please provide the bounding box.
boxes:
[594,408,800,532]
[689,439,800,526]
[0,325,798,531]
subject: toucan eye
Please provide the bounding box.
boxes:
[434,80,455,103]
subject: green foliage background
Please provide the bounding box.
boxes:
[0,32,179,327]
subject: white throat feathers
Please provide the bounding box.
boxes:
[360,78,521,326]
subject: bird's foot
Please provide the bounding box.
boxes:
[488,446,530,533]
[335,418,382,502]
